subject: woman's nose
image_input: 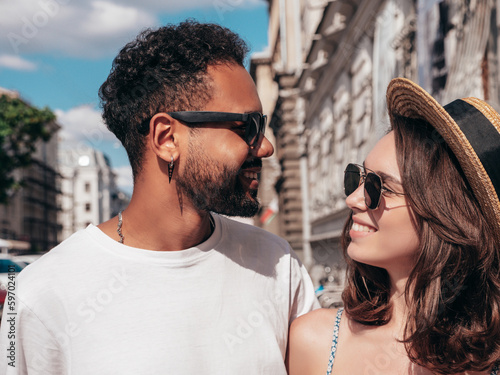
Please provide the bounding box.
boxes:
[345,183,367,211]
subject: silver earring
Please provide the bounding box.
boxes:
[168,156,174,183]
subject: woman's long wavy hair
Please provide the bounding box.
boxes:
[341,115,500,373]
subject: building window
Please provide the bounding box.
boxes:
[85,182,91,192]
[85,203,91,212]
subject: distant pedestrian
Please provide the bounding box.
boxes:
[0,21,318,375]
[287,78,500,374]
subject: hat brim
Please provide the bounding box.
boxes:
[386,78,500,239]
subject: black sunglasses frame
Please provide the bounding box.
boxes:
[344,163,403,210]
[167,111,266,147]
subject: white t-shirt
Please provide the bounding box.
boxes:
[0,214,319,374]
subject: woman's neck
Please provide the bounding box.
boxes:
[387,273,411,338]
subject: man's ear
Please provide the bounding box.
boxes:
[149,113,179,162]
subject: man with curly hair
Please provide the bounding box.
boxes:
[0,21,318,374]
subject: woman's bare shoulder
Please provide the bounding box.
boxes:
[292,307,340,339]
[287,308,341,375]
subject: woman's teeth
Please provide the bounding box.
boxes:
[352,223,376,233]
[242,172,258,180]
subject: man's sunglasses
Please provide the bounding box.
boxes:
[167,111,266,147]
[344,163,404,210]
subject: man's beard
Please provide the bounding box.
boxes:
[175,141,260,217]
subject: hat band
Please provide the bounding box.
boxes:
[444,99,500,198]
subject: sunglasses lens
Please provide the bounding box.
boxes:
[364,173,382,209]
[245,114,263,146]
[344,164,361,196]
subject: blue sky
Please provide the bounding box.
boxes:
[0,0,270,194]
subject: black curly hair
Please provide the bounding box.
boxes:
[99,20,249,178]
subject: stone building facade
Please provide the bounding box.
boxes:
[253,0,500,303]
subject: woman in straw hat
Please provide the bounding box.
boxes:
[286,78,500,375]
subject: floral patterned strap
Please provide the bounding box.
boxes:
[326,308,343,375]
[491,363,499,375]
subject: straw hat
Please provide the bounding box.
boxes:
[386,77,500,240]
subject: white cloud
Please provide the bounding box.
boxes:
[55,105,118,145]
[0,0,266,57]
[99,0,264,13]
[82,1,150,36]
[1,0,157,58]
[0,54,37,71]
[113,164,133,194]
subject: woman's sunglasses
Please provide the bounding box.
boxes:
[344,163,404,210]
[167,111,266,147]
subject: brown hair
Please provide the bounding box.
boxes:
[341,115,500,373]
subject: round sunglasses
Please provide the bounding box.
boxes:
[344,163,404,210]
[167,111,266,147]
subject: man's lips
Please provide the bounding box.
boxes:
[239,168,260,190]
[240,168,260,177]
[239,159,262,188]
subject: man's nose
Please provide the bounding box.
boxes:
[250,134,274,158]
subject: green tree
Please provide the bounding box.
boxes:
[0,94,56,204]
